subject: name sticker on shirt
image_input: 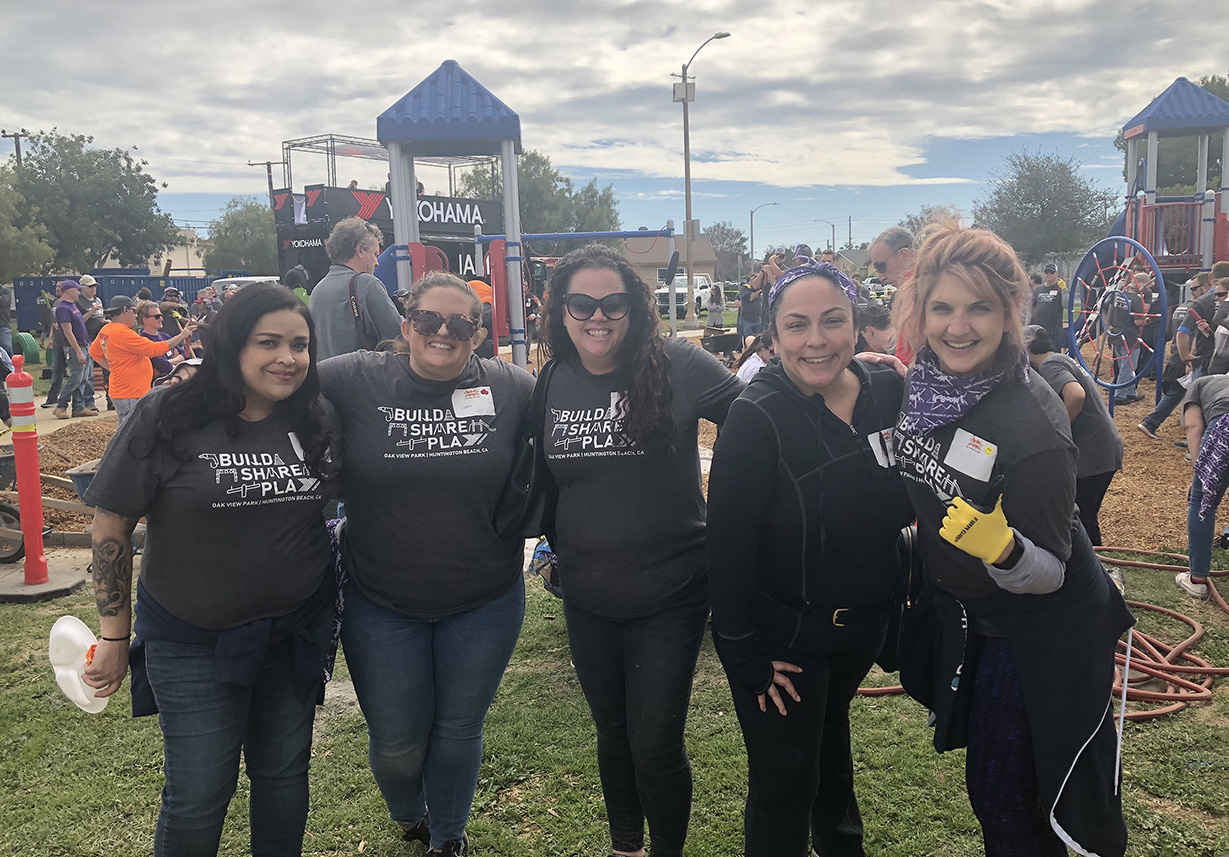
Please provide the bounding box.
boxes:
[943,428,997,482]
[867,428,896,468]
[451,386,496,417]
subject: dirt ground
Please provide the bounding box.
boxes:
[33,418,116,531]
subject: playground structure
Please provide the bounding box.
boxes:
[1118,78,1229,278]
[1065,79,1229,411]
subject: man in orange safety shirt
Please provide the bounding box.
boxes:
[89,295,197,428]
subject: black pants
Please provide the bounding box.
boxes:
[1075,471,1115,546]
[563,578,709,857]
[966,637,1066,857]
[717,618,886,857]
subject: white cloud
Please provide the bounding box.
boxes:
[1,0,1225,196]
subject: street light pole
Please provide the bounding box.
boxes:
[749,202,778,267]
[678,31,730,324]
[815,218,836,253]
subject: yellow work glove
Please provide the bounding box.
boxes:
[939,496,1014,564]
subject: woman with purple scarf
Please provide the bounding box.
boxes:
[707,256,914,857]
[891,223,1133,857]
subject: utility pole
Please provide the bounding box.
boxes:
[248,160,286,208]
[1,128,28,168]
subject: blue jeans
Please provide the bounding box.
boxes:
[1142,366,1203,432]
[564,578,710,857]
[0,326,12,359]
[56,346,92,411]
[341,575,525,847]
[145,639,320,857]
[1187,415,1225,582]
[1112,338,1136,401]
[44,342,66,404]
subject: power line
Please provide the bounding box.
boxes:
[1,128,27,168]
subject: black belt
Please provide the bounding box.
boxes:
[757,590,894,628]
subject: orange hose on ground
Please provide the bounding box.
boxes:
[857,546,1228,721]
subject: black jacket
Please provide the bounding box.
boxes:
[707,359,914,693]
[897,369,1134,857]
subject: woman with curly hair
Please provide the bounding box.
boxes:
[539,243,742,857]
[81,283,338,856]
[891,223,1133,857]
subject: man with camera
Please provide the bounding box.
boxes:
[735,253,785,339]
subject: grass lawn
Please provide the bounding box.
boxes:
[2,557,1227,855]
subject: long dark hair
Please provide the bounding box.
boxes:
[542,244,674,450]
[152,283,332,475]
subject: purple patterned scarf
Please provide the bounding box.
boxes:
[767,256,860,317]
[899,346,1028,436]
[1194,416,1229,520]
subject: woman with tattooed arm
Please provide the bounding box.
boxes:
[81,284,338,857]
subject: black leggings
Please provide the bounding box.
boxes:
[1075,471,1115,546]
[717,620,885,857]
[966,637,1066,857]
[563,580,709,857]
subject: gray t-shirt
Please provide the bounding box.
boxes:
[1037,353,1123,477]
[1183,374,1229,426]
[319,351,534,617]
[310,265,405,360]
[84,392,335,630]
[544,337,743,618]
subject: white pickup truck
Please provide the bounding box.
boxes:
[654,274,712,318]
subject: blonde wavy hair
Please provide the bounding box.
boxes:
[891,219,1029,364]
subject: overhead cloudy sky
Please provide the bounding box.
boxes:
[3,0,1226,258]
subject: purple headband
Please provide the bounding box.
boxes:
[767,258,860,317]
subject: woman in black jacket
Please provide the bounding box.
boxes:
[891,222,1132,857]
[707,259,914,857]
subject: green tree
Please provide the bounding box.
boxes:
[456,150,620,235]
[0,168,54,280]
[1115,72,1229,193]
[973,149,1117,266]
[704,221,748,281]
[203,196,278,274]
[572,178,620,233]
[13,129,178,271]
[898,204,963,237]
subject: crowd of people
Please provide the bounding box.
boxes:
[32,276,228,423]
[71,212,1229,857]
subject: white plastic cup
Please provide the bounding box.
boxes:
[48,615,109,714]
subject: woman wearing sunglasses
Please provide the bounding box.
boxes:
[317,272,533,857]
[137,300,189,379]
[539,244,742,857]
[892,223,1132,857]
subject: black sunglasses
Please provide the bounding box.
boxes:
[872,246,903,274]
[407,309,480,340]
[563,292,632,321]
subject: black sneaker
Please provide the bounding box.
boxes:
[401,815,430,846]
[428,834,469,856]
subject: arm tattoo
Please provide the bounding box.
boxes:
[92,537,131,618]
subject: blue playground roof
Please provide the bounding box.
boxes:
[1122,77,1229,140]
[377,60,522,157]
